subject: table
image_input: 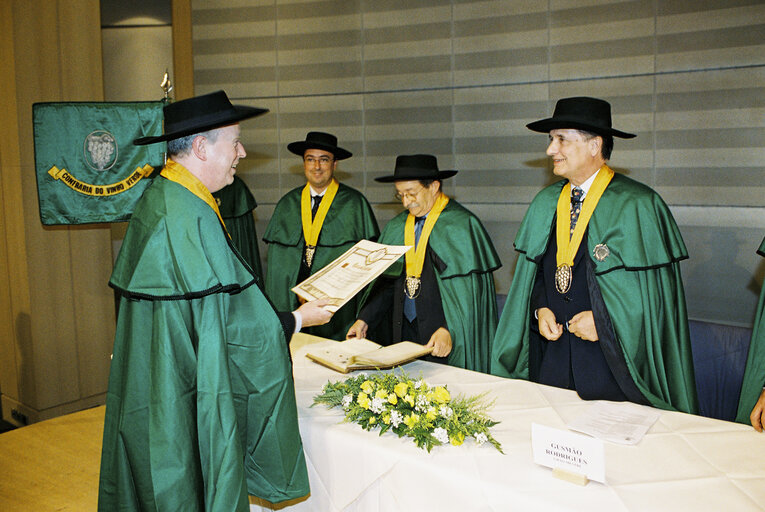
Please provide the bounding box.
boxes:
[1,334,762,512]
[252,333,765,511]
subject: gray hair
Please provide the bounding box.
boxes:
[167,128,220,157]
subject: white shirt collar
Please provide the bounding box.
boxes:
[576,168,600,199]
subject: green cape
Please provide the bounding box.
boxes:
[99,176,308,511]
[378,199,501,372]
[263,182,379,339]
[735,237,765,424]
[213,175,263,284]
[491,173,698,414]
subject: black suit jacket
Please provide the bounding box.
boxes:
[359,246,447,345]
[530,219,646,404]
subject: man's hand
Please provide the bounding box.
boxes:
[295,298,332,327]
[425,327,452,358]
[568,310,599,341]
[346,319,368,339]
[537,307,563,341]
[751,389,765,432]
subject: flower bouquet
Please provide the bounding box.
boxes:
[312,370,503,453]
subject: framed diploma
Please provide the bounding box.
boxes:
[292,239,411,313]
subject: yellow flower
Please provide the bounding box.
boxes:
[387,394,398,405]
[361,380,375,394]
[433,386,450,404]
[450,432,465,446]
[403,413,420,428]
[369,416,376,425]
[404,394,415,407]
[394,382,409,398]
[382,413,391,424]
[375,389,388,400]
[426,407,437,421]
[357,392,371,409]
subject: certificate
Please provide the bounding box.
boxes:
[292,239,411,313]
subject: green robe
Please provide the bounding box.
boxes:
[98,174,309,511]
[263,182,379,340]
[377,199,501,372]
[491,173,698,414]
[735,237,765,424]
[213,175,263,284]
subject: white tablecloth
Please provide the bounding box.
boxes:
[252,334,765,512]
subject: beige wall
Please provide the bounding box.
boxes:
[0,0,116,426]
[0,0,194,426]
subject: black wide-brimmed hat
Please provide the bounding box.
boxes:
[375,154,458,183]
[133,90,268,145]
[287,131,352,160]
[526,96,636,139]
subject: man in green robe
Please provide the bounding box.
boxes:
[99,91,331,511]
[264,131,379,340]
[736,237,765,430]
[491,97,698,414]
[347,154,501,373]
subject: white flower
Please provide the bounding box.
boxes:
[439,406,453,419]
[342,394,353,409]
[390,410,403,427]
[415,394,429,412]
[370,397,385,414]
[433,427,449,444]
[474,432,488,445]
[414,379,425,389]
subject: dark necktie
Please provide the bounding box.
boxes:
[311,194,322,219]
[570,187,583,238]
[404,217,425,322]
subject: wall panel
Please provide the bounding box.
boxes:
[192,0,765,326]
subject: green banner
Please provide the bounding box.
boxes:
[33,101,165,225]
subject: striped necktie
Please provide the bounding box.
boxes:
[570,187,583,238]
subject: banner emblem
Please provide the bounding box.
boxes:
[84,130,118,171]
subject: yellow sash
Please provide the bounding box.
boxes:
[301,179,339,263]
[554,165,613,292]
[160,159,230,238]
[404,192,450,280]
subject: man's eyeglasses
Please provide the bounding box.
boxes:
[394,187,425,202]
[304,156,334,166]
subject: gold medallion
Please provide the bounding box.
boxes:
[405,276,421,299]
[554,264,572,294]
[305,245,316,268]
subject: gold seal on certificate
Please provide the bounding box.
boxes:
[405,275,421,299]
[305,244,316,268]
[555,264,572,294]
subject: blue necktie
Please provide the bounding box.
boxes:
[570,187,583,238]
[404,217,425,322]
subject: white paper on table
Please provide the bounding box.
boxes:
[566,401,661,445]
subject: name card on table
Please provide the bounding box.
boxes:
[531,423,605,485]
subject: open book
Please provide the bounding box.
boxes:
[304,338,433,373]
